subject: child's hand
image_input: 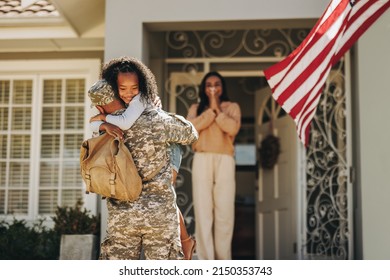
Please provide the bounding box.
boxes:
[100,123,124,140]
[90,113,107,122]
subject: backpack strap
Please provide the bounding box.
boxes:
[109,172,116,197]
[84,172,92,194]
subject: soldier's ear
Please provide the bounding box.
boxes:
[96,105,105,114]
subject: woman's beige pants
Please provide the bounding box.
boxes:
[192,152,236,260]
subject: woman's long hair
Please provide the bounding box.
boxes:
[196,71,229,116]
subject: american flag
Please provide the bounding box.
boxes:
[264,0,390,146]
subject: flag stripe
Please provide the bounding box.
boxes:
[264,0,342,76]
[265,0,347,92]
[264,0,390,146]
[280,14,350,113]
[274,5,351,124]
[296,71,332,143]
[334,0,390,62]
[289,26,347,121]
[269,1,351,104]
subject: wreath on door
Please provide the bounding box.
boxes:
[258,116,281,169]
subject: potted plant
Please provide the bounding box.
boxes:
[52,199,100,260]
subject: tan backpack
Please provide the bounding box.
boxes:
[80,133,142,201]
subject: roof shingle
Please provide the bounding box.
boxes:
[0,0,59,17]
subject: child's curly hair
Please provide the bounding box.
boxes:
[100,56,159,105]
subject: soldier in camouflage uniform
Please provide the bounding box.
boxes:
[88,57,198,260]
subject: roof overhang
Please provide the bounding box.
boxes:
[0,0,105,53]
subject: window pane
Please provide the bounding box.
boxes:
[43,80,62,104]
[0,190,4,214]
[61,189,82,208]
[11,107,31,130]
[39,162,59,186]
[0,162,6,187]
[0,135,7,158]
[8,189,28,214]
[62,161,82,187]
[9,162,30,188]
[13,80,32,104]
[66,79,85,103]
[0,108,8,130]
[10,135,30,159]
[65,106,84,129]
[41,134,60,158]
[64,134,83,158]
[39,189,58,215]
[42,107,61,130]
[0,80,10,104]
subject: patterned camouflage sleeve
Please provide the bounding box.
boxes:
[164,113,198,145]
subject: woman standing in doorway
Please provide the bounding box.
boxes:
[186,71,241,260]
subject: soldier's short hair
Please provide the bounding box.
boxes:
[88,79,115,106]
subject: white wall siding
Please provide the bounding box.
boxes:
[104,0,329,61]
[357,10,390,260]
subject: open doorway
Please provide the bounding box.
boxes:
[168,71,266,259]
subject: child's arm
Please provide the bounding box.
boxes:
[89,94,146,132]
[105,94,146,130]
[90,120,104,133]
[89,106,104,134]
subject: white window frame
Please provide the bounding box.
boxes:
[0,59,101,222]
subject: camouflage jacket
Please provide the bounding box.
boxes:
[121,108,198,183]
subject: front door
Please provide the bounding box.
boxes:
[255,87,299,259]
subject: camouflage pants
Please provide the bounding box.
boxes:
[99,197,184,260]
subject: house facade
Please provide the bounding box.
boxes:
[0,0,389,260]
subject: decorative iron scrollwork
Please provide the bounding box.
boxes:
[305,61,349,259]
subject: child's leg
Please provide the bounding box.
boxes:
[179,209,196,260]
[179,209,189,240]
[173,169,196,260]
